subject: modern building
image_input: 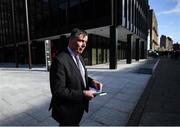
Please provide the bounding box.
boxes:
[0,0,149,69]
[148,9,159,50]
[160,35,173,51]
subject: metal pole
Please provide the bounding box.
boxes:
[11,0,19,68]
[25,0,32,69]
[45,40,52,71]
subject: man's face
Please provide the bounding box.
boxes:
[70,34,88,54]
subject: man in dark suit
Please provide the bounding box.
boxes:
[49,28,103,126]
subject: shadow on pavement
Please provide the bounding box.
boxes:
[0,58,158,126]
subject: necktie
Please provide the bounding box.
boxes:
[75,55,86,87]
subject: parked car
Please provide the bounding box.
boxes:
[148,50,159,58]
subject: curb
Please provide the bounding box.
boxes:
[126,59,160,125]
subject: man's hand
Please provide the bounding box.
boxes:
[91,80,103,91]
[83,90,95,100]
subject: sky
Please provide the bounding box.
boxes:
[149,0,180,43]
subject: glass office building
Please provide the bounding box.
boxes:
[0,0,149,68]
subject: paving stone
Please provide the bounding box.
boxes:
[0,59,155,126]
[26,94,50,106]
[24,105,51,122]
[37,117,58,126]
[115,92,140,103]
[81,118,103,126]
[0,112,6,121]
[90,107,129,126]
[2,93,30,105]
[0,112,38,126]
[104,98,135,113]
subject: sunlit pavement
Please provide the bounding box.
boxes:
[0,58,158,126]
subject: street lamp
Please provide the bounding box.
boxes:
[11,0,19,67]
[25,0,32,69]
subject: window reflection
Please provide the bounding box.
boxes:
[2,0,112,40]
[59,0,68,26]
[81,0,94,22]
[69,0,80,24]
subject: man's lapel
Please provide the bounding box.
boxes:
[67,51,80,74]
[67,51,86,89]
[79,56,88,88]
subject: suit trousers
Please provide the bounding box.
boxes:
[52,105,84,126]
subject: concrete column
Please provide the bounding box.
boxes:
[122,0,125,26]
[109,0,118,69]
[141,41,145,59]
[109,26,118,69]
[126,0,129,29]
[135,38,140,61]
[126,34,132,64]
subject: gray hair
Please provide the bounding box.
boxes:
[70,28,88,39]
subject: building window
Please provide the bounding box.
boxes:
[81,0,94,22]
[69,0,80,24]
[59,0,68,26]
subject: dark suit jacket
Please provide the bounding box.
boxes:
[49,49,93,123]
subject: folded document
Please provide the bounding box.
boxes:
[89,87,107,97]
[93,91,107,96]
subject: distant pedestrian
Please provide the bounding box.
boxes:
[49,28,103,126]
[174,50,179,60]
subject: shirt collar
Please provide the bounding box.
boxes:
[67,47,79,58]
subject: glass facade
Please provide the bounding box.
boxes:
[0,0,149,66]
[118,41,127,60]
[119,0,149,40]
[0,0,111,43]
[28,0,111,40]
[82,34,110,65]
[0,0,27,62]
[0,0,111,64]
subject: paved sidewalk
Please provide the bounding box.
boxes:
[127,58,180,126]
[0,59,157,126]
